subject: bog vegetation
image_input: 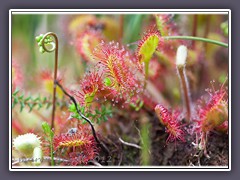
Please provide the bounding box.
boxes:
[12,14,229,166]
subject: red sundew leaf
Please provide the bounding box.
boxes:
[74,69,104,107]
[53,124,98,165]
[75,30,104,63]
[92,41,144,104]
[155,104,185,143]
[195,87,228,133]
[155,14,177,36]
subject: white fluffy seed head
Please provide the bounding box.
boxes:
[176,45,188,67]
[13,133,41,157]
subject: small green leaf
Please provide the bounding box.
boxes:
[80,106,85,113]
[42,122,51,135]
[13,88,20,96]
[19,94,24,100]
[104,77,112,87]
[221,21,228,37]
[103,116,108,122]
[24,96,31,102]
[86,112,91,117]
[43,97,47,103]
[28,103,34,112]
[219,74,227,84]
[84,93,95,105]
[95,110,100,114]
[35,36,41,42]
[13,97,18,105]
[46,102,51,109]
[20,101,25,112]
[38,41,42,46]
[97,118,101,124]
[50,131,54,139]
[38,103,43,110]
[34,97,40,102]
[68,103,76,112]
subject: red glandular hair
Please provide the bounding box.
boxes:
[92,41,144,105]
[53,124,98,165]
[155,104,185,143]
[74,68,104,107]
[136,27,162,61]
[195,86,228,134]
[148,58,162,80]
[155,14,178,36]
[155,14,187,60]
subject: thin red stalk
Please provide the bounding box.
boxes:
[51,41,58,130]
[177,67,191,123]
[55,81,110,161]
[204,15,211,51]
[192,15,198,49]
[119,15,124,42]
[42,32,59,131]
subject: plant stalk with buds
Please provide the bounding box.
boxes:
[36,32,59,130]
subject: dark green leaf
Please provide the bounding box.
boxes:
[38,103,43,110]
[20,102,25,112]
[13,97,18,105]
[24,96,31,102]
[28,103,34,112]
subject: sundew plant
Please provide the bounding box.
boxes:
[11,13,229,167]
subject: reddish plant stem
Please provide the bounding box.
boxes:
[51,42,58,130]
[204,15,211,51]
[200,132,209,157]
[42,32,59,131]
[55,81,110,160]
[204,15,211,38]
[177,66,191,123]
[192,15,198,49]
[119,15,124,42]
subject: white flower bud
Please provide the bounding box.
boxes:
[176,45,188,67]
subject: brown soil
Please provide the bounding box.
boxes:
[100,111,229,166]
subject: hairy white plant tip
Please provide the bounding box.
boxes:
[176,45,188,66]
[13,133,41,157]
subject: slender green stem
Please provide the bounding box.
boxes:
[42,122,55,166]
[50,139,54,166]
[163,36,228,48]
